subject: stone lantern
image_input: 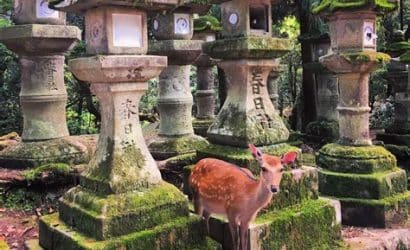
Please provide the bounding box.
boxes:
[202,0,290,148]
[36,1,215,248]
[192,15,221,137]
[377,31,410,168]
[148,6,210,160]
[184,0,343,249]
[0,0,90,168]
[314,0,410,227]
[303,33,340,142]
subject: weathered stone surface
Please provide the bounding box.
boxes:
[20,55,69,141]
[193,118,214,137]
[151,12,194,40]
[203,37,290,60]
[267,66,282,110]
[207,60,289,147]
[320,52,390,145]
[39,212,218,250]
[69,55,167,194]
[149,40,202,65]
[156,65,195,136]
[58,182,189,240]
[319,168,408,199]
[84,6,148,55]
[195,66,216,119]
[12,0,66,25]
[332,191,410,228]
[220,0,273,38]
[204,199,341,250]
[149,134,208,160]
[0,135,94,169]
[0,24,80,55]
[317,143,397,174]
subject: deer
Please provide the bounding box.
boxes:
[189,144,298,250]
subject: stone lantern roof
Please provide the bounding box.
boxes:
[312,0,398,14]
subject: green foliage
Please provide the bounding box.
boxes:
[0,0,12,16]
[312,0,398,14]
[0,18,21,136]
[0,188,42,211]
[140,79,159,114]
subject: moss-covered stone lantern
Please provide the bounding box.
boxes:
[0,0,91,168]
[202,0,290,148]
[313,0,410,228]
[192,15,221,137]
[377,31,410,167]
[36,0,216,248]
[185,0,342,249]
[147,5,210,160]
[302,32,340,142]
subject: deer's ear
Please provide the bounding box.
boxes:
[281,151,298,165]
[249,144,263,160]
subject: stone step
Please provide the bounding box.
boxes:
[319,168,408,200]
[325,191,410,228]
[37,213,218,250]
[201,198,341,250]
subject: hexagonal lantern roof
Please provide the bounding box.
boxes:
[49,0,211,13]
[312,0,398,15]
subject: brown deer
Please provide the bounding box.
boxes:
[189,144,297,250]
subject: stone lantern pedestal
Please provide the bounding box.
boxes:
[37,1,216,249]
[267,63,282,110]
[313,3,410,227]
[303,35,340,143]
[377,42,410,173]
[191,15,221,137]
[0,1,91,168]
[148,10,209,160]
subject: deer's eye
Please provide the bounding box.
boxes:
[261,167,267,172]
[280,168,284,173]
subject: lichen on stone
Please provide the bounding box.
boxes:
[312,0,398,14]
[341,51,391,64]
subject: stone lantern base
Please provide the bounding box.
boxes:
[192,118,214,137]
[37,181,216,249]
[0,136,94,169]
[317,143,410,227]
[182,143,342,249]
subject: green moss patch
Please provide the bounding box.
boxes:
[325,191,410,227]
[40,213,218,250]
[317,143,397,173]
[319,168,407,199]
[249,199,341,249]
[197,143,299,174]
[58,182,190,240]
[203,37,290,60]
[342,51,391,64]
[149,135,208,160]
[0,137,90,169]
[194,15,222,32]
[312,0,398,14]
[23,163,71,182]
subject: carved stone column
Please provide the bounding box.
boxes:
[148,12,208,160]
[0,0,90,168]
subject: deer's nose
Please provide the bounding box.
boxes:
[270,185,279,193]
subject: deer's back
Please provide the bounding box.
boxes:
[190,158,258,208]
